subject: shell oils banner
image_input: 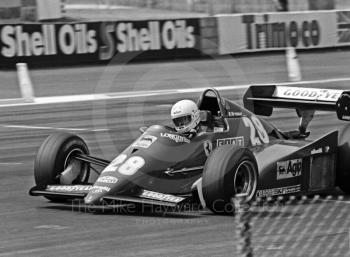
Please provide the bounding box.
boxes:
[0,18,201,67]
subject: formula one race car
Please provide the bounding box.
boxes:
[30,87,350,214]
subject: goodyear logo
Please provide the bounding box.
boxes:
[141,190,184,203]
[47,185,92,192]
[160,133,190,143]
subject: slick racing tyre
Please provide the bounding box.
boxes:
[337,125,350,194]
[34,133,90,201]
[202,145,258,214]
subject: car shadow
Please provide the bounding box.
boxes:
[39,193,346,219]
[40,202,209,219]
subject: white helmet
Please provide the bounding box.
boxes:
[171,100,200,133]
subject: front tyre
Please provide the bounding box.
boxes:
[34,133,90,201]
[337,125,350,194]
[202,145,258,214]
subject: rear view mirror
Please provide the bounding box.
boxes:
[337,92,350,121]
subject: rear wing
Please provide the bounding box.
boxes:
[243,85,350,121]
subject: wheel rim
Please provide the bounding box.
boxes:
[233,160,257,200]
[60,148,89,184]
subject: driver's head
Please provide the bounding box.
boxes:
[171,100,200,133]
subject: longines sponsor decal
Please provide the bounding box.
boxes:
[257,184,301,197]
[1,24,97,57]
[99,20,196,60]
[242,14,320,49]
[217,136,244,147]
[277,158,302,180]
[160,133,190,143]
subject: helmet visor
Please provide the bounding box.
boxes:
[173,115,192,127]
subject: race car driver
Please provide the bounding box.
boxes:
[171,100,201,139]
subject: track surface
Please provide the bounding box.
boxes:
[0,51,350,256]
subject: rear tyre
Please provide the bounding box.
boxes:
[202,145,258,214]
[337,125,350,194]
[34,133,90,201]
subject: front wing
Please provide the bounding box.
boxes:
[29,185,189,208]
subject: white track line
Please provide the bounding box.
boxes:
[35,225,69,230]
[0,208,37,217]
[1,125,86,131]
[91,128,110,132]
[0,162,23,165]
[1,77,350,108]
[0,124,110,132]
[65,4,134,10]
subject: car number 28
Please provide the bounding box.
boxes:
[242,116,269,146]
[103,154,145,176]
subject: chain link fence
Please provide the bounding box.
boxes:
[233,194,350,257]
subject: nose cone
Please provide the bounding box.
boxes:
[84,175,119,205]
[84,185,111,205]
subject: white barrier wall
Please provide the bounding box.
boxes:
[73,0,310,14]
[37,0,62,20]
[21,0,62,21]
[217,10,350,54]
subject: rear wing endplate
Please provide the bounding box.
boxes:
[243,85,350,121]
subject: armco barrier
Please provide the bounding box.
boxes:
[217,10,350,55]
[0,18,203,67]
[89,0,309,13]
